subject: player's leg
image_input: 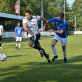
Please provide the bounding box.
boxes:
[60,38,67,63]
[51,34,60,61]
[0,36,2,49]
[28,33,50,63]
[28,33,43,50]
[19,37,22,49]
[16,37,18,49]
[37,42,50,63]
[19,41,21,49]
[34,33,49,57]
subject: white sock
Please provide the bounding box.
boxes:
[52,46,57,56]
[16,44,18,47]
[63,50,67,58]
[19,43,21,48]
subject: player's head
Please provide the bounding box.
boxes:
[58,12,64,21]
[17,22,20,27]
[25,10,32,20]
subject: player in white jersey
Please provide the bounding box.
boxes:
[0,22,4,49]
[23,10,50,63]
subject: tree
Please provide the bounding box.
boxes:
[72,0,82,30]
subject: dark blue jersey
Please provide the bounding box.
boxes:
[48,17,68,38]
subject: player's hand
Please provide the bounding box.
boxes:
[14,36,16,39]
[43,24,46,31]
[48,29,54,32]
[1,32,3,34]
[23,36,24,39]
[47,25,50,29]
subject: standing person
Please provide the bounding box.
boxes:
[44,12,68,63]
[0,22,4,49]
[14,22,24,49]
[23,10,50,63]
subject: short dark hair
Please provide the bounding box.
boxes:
[18,22,20,24]
[25,10,31,14]
[58,12,64,18]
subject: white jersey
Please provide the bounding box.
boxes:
[0,25,3,36]
[23,16,40,34]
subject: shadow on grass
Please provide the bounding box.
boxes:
[7,54,30,58]
[0,55,82,82]
[2,38,30,43]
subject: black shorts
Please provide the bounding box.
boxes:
[0,36,2,40]
[30,33,40,44]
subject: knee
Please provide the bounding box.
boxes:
[28,42,33,47]
[51,43,55,47]
[62,46,66,51]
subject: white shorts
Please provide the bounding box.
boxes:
[16,37,22,41]
[53,34,67,47]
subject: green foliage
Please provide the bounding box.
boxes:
[72,0,82,30]
[0,0,81,31]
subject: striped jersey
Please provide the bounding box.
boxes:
[23,16,40,34]
[0,25,3,35]
[48,17,68,38]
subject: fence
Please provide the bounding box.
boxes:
[2,31,82,39]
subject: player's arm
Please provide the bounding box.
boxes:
[14,28,16,39]
[23,23,35,36]
[49,21,67,34]
[40,17,50,29]
[43,18,55,31]
[14,32,16,39]
[22,32,24,39]
[49,29,64,34]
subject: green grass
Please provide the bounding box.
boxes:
[0,35,82,82]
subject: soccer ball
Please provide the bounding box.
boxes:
[0,53,7,61]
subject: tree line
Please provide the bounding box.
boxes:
[0,0,82,31]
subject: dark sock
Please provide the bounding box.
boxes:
[43,49,48,58]
[33,44,42,51]
[32,44,48,58]
[0,43,1,47]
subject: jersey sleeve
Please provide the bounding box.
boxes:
[37,16,41,21]
[48,18,56,23]
[1,25,3,29]
[23,19,27,23]
[61,21,67,31]
[21,27,23,32]
[15,27,16,32]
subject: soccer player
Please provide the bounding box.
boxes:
[44,12,68,63]
[14,22,24,49]
[0,22,4,49]
[23,10,50,63]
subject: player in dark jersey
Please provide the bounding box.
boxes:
[14,22,24,49]
[44,12,68,63]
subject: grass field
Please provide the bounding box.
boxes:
[0,35,82,82]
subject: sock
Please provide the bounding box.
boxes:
[16,43,18,47]
[31,44,48,58]
[32,43,42,51]
[19,43,21,48]
[52,46,57,56]
[63,50,67,58]
[0,42,2,47]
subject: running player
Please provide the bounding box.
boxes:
[14,22,24,49]
[23,10,50,63]
[44,12,68,63]
[0,22,4,49]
